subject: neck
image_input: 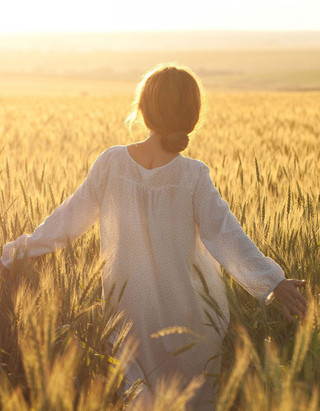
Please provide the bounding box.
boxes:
[141,130,165,152]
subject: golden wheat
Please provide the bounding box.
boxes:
[0,92,319,410]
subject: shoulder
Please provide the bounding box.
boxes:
[181,155,210,177]
[88,146,125,193]
[179,155,211,192]
[93,145,124,166]
[181,153,209,168]
[87,145,125,183]
[97,144,124,159]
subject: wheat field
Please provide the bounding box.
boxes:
[0,91,319,410]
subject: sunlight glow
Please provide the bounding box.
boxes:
[0,0,319,32]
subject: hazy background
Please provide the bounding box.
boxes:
[0,0,319,95]
[0,31,319,95]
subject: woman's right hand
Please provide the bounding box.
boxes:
[273,278,308,321]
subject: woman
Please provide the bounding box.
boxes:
[0,63,307,409]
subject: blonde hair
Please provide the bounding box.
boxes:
[125,63,206,153]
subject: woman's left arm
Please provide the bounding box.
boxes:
[0,149,110,271]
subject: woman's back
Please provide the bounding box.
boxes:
[99,143,229,409]
[126,137,181,170]
[99,144,228,324]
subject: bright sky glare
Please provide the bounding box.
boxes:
[0,0,319,32]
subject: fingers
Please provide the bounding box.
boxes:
[288,289,307,308]
[281,302,302,322]
[283,292,308,320]
[287,300,305,319]
[295,298,307,316]
[293,289,308,310]
[282,305,293,322]
[275,279,309,322]
[288,279,308,308]
[292,279,307,288]
[288,290,308,318]
[292,282,308,312]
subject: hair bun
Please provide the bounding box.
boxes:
[161,131,189,153]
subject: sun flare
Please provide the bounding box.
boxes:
[0,0,319,32]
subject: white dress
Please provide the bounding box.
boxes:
[1,144,285,409]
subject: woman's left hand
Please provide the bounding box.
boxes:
[273,279,308,321]
[0,260,9,278]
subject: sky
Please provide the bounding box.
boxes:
[0,0,319,32]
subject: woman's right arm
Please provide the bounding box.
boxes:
[0,148,110,271]
[192,162,308,320]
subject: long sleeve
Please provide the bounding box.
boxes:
[192,163,285,305]
[1,150,107,270]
